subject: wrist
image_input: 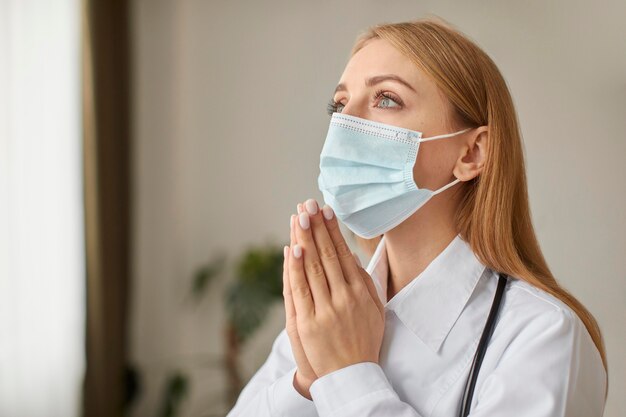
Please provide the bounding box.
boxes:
[293,370,314,400]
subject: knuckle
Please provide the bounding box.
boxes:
[335,286,356,309]
[299,227,312,240]
[307,259,325,277]
[319,244,337,260]
[282,284,293,296]
[292,284,311,299]
[342,295,358,310]
[326,218,340,233]
[285,321,298,335]
[358,285,373,302]
[316,307,335,325]
[350,278,365,292]
[335,241,352,259]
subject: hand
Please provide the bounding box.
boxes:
[282,205,316,399]
[288,198,385,378]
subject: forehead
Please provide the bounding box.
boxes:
[338,38,427,91]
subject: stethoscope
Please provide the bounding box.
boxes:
[459,272,508,417]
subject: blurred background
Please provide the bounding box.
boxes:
[1,0,625,416]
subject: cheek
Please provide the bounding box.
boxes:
[412,143,457,189]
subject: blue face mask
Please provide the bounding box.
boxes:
[317,112,471,239]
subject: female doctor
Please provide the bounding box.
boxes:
[226,18,608,417]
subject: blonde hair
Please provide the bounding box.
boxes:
[350,17,608,390]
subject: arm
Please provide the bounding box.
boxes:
[309,361,426,417]
[225,327,319,417]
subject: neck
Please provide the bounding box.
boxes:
[383,192,460,301]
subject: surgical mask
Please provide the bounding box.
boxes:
[317,112,471,239]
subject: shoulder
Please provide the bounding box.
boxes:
[504,275,571,316]
[496,273,587,340]
[497,274,592,347]
[490,274,607,393]
[475,273,608,415]
[490,271,606,377]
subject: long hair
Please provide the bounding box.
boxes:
[350,17,608,389]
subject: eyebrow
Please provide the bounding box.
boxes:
[334,74,417,94]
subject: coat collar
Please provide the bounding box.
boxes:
[365,233,486,354]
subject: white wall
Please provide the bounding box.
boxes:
[129,1,626,416]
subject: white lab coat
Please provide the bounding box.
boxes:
[225,234,607,417]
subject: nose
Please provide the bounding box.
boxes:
[337,94,368,120]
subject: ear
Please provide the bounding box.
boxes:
[453,126,489,181]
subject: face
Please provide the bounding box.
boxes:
[330,38,486,190]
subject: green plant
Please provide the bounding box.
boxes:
[224,244,284,344]
[143,241,286,417]
[158,372,188,417]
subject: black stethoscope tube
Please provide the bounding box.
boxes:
[459,272,508,417]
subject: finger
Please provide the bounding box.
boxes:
[284,245,317,380]
[320,204,362,286]
[358,263,385,317]
[351,251,383,315]
[295,210,332,306]
[287,214,298,319]
[288,215,308,318]
[302,198,347,296]
[289,243,315,318]
[283,245,297,323]
[352,252,378,312]
[290,214,297,245]
[295,204,302,245]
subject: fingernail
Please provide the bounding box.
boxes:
[297,203,303,214]
[284,245,289,258]
[290,214,295,228]
[322,204,334,220]
[305,199,318,215]
[298,212,310,229]
[293,244,302,258]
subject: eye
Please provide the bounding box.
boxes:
[326,99,344,115]
[326,89,403,116]
[373,89,403,109]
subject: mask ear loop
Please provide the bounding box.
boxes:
[432,177,462,195]
[418,127,472,142]
[418,127,471,195]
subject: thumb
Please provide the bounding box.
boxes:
[352,251,385,315]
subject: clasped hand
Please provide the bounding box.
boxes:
[282,198,385,397]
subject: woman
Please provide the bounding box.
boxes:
[226,17,608,417]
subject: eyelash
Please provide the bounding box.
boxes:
[326,89,404,116]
